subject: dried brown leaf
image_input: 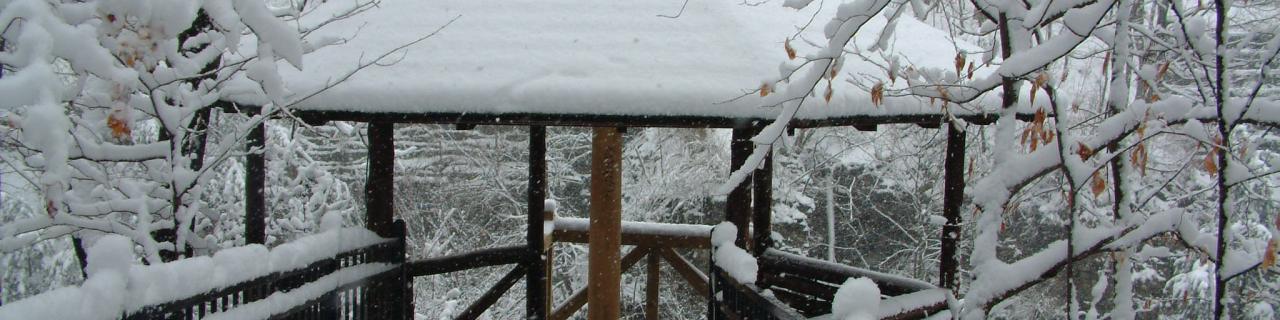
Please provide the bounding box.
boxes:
[1204,152,1219,176]
[1091,172,1107,197]
[784,38,796,60]
[1078,142,1094,161]
[1261,238,1277,269]
[871,82,884,107]
[107,111,131,140]
[824,80,833,103]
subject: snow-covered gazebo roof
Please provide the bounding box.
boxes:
[224,0,994,127]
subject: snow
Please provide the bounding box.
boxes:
[0,227,391,318]
[876,288,948,319]
[85,235,136,277]
[222,0,992,121]
[927,215,947,226]
[554,217,712,239]
[832,277,880,320]
[712,222,758,284]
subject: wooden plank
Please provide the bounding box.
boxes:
[656,248,708,297]
[727,123,753,249]
[527,125,548,319]
[245,121,266,245]
[758,271,837,301]
[552,228,709,249]
[752,147,773,256]
[915,121,941,129]
[588,127,623,320]
[758,250,935,297]
[407,245,527,276]
[940,122,965,290]
[766,288,830,317]
[646,252,660,320]
[365,122,395,236]
[550,247,650,320]
[454,264,527,320]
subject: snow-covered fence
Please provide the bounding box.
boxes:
[710,262,806,320]
[127,222,409,320]
[0,223,410,320]
[754,249,949,319]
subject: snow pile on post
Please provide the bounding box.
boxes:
[712,222,757,284]
[0,228,389,319]
[832,277,880,320]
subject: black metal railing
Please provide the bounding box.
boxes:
[123,221,409,320]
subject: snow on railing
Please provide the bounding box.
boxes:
[0,227,395,320]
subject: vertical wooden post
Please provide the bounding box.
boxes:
[646,249,660,319]
[751,145,773,256]
[395,219,413,320]
[588,127,623,320]
[527,125,549,319]
[544,207,556,317]
[245,120,267,245]
[940,122,965,290]
[365,122,395,236]
[727,122,754,250]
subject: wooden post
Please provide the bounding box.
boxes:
[393,220,412,319]
[940,122,965,290]
[727,122,754,249]
[527,125,549,319]
[588,127,623,320]
[544,208,556,317]
[646,249,660,319]
[751,144,773,256]
[245,120,266,245]
[365,122,395,236]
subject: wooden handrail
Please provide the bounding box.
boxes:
[408,245,526,277]
[758,249,935,296]
[552,218,711,249]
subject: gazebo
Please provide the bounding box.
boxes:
[213,0,1030,319]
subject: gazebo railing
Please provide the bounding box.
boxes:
[754,249,950,319]
[124,221,410,320]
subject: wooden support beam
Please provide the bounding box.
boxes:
[727,123,753,249]
[751,148,773,256]
[646,252,660,320]
[455,264,528,320]
[407,245,527,276]
[550,285,589,320]
[245,120,266,245]
[656,248,708,297]
[551,247,650,320]
[588,127,623,320]
[915,121,941,129]
[365,122,396,236]
[527,125,548,319]
[940,122,965,290]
